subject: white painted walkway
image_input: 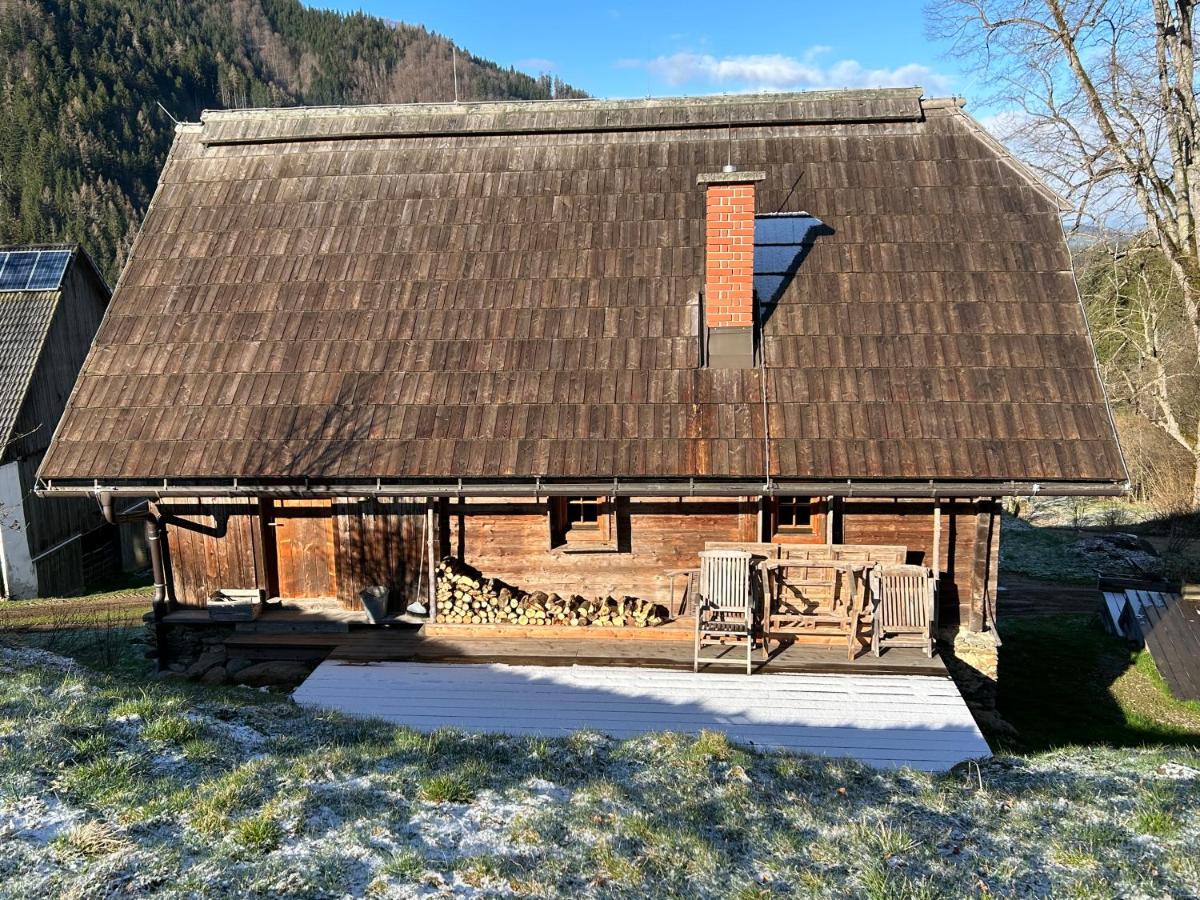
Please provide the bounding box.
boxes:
[293,661,990,771]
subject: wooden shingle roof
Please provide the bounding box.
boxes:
[39,90,1127,489]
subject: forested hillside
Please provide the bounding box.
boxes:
[0,0,584,282]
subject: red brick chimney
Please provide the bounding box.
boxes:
[698,169,765,368]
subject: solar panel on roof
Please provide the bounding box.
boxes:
[0,252,38,290]
[754,214,827,306]
[26,250,71,291]
[0,249,73,292]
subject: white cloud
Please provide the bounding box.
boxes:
[515,57,557,73]
[628,48,954,94]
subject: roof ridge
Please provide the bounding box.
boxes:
[0,242,76,253]
[199,88,928,146]
[200,87,926,123]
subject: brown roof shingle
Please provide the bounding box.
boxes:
[39,90,1127,486]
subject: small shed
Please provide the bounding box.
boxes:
[0,246,113,597]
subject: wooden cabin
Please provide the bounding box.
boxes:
[0,246,115,597]
[36,90,1127,660]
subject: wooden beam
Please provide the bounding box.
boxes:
[426,500,437,621]
[932,501,942,581]
[969,502,994,632]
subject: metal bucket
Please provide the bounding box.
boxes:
[360,585,389,624]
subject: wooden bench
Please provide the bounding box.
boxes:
[782,544,906,565]
[759,558,872,660]
[759,544,909,660]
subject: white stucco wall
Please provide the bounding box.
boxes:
[0,460,37,599]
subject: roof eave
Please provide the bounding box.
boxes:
[36,475,1132,500]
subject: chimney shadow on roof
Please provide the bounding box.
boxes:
[754,213,833,332]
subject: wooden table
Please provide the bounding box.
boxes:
[758,559,871,660]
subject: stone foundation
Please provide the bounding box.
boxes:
[939,626,1014,741]
[145,615,319,689]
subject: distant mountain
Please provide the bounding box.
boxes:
[0,0,586,282]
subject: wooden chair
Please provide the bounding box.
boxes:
[870,564,937,658]
[759,558,871,660]
[693,550,757,675]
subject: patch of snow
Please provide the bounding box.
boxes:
[1155,762,1199,780]
[272,829,379,896]
[0,644,78,671]
[186,712,267,751]
[0,794,83,843]
[524,777,566,799]
[410,782,564,860]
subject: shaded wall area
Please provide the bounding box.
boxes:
[161,496,425,610]
[158,493,997,632]
[840,497,998,630]
[443,496,758,612]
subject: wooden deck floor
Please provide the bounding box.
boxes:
[293,661,987,771]
[222,626,947,676]
[168,598,947,676]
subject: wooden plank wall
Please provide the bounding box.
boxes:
[839,498,994,630]
[163,496,426,609]
[159,494,998,630]
[445,496,758,612]
[162,497,265,607]
[332,497,426,610]
[268,499,337,600]
[10,260,112,594]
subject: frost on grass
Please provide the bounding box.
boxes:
[0,646,1199,898]
[0,643,77,673]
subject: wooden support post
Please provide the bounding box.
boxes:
[825,496,835,544]
[426,500,437,622]
[969,501,993,632]
[932,501,942,581]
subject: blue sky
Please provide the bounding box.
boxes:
[313,1,994,111]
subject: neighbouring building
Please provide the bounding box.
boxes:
[0,245,115,597]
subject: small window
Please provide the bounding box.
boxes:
[768,496,825,543]
[567,496,602,529]
[550,496,613,549]
[776,497,813,532]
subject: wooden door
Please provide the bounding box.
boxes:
[268,499,336,599]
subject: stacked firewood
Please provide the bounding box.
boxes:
[434,557,667,627]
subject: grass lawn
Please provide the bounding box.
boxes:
[0,597,1198,897]
[0,587,151,632]
[995,615,1200,752]
[999,521,1101,585]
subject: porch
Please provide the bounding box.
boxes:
[164,597,948,675]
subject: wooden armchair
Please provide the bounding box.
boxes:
[869,564,937,658]
[693,549,757,675]
[760,559,871,660]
